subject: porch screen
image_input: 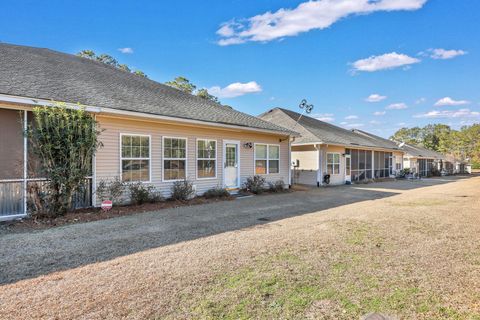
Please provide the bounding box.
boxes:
[0,109,24,179]
[418,159,434,177]
[374,151,393,178]
[345,149,372,181]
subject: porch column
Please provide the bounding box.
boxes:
[23,110,27,215]
[372,151,375,179]
[287,137,292,186]
[92,114,97,207]
[315,144,323,186]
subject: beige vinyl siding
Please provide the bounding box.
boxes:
[322,145,346,185]
[95,115,289,204]
[291,145,319,185]
[292,145,318,171]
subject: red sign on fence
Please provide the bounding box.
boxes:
[101,200,113,211]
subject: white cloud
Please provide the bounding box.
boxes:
[369,120,381,125]
[118,47,134,54]
[218,37,247,46]
[415,97,426,104]
[428,48,467,60]
[434,97,470,106]
[345,115,358,120]
[313,113,335,122]
[352,52,420,72]
[217,23,236,37]
[373,111,386,116]
[397,122,407,126]
[386,102,408,110]
[365,94,387,102]
[216,0,427,45]
[344,123,365,128]
[208,81,262,98]
[414,109,480,119]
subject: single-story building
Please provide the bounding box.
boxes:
[398,143,448,176]
[0,43,296,220]
[259,108,405,186]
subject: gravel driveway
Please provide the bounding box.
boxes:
[0,177,467,285]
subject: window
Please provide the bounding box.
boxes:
[121,134,150,182]
[255,144,280,174]
[197,139,216,179]
[163,137,187,181]
[327,153,340,175]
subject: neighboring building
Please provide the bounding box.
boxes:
[0,43,296,220]
[259,108,404,186]
[398,143,451,176]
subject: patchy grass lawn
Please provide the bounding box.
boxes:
[1,177,480,319]
[182,218,479,320]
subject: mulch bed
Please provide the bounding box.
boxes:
[0,196,235,232]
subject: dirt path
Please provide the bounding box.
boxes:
[1,176,479,319]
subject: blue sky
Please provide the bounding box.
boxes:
[1,0,479,137]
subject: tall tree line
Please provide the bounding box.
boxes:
[390,124,480,168]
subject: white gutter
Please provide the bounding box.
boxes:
[0,93,296,137]
[292,141,403,154]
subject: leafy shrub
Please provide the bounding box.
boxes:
[268,180,285,193]
[204,186,231,199]
[129,182,163,205]
[26,104,102,216]
[243,175,266,194]
[171,180,195,201]
[96,177,126,205]
[396,168,411,178]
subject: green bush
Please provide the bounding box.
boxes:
[171,180,195,201]
[129,182,163,205]
[204,187,230,199]
[96,177,126,205]
[243,175,266,194]
[268,180,285,193]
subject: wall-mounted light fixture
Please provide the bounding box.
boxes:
[243,142,253,149]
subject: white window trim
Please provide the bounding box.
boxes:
[196,138,217,180]
[254,143,281,175]
[326,152,341,175]
[119,133,152,183]
[162,136,188,182]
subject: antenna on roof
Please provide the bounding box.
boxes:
[292,99,314,131]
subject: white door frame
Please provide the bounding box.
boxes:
[345,154,351,183]
[223,140,241,189]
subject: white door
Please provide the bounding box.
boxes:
[345,154,351,183]
[224,141,240,189]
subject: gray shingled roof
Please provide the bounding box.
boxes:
[259,108,401,150]
[399,143,447,160]
[0,43,293,135]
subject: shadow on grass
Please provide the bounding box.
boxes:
[0,175,474,285]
